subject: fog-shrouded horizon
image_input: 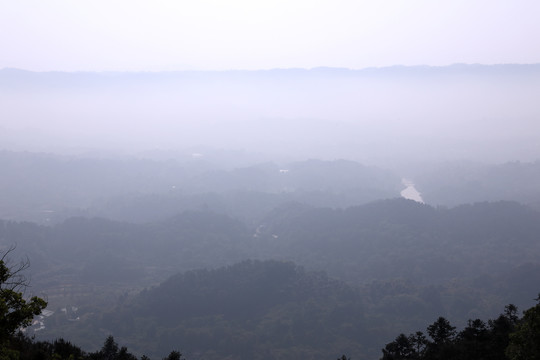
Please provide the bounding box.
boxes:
[2,1,540,72]
[1,64,540,168]
[2,1,540,167]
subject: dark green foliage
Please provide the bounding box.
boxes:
[3,199,540,359]
[96,336,119,360]
[50,338,86,360]
[3,334,151,360]
[97,260,366,359]
[0,251,47,347]
[506,298,540,360]
[456,319,490,360]
[427,317,456,345]
[381,333,415,359]
[0,252,152,360]
[380,303,528,360]
[487,305,520,360]
[409,332,428,358]
[424,317,456,359]
[162,351,183,360]
[117,347,138,360]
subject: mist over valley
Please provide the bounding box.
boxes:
[1,64,540,360]
[2,64,539,165]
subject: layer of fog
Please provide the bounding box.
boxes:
[1,65,539,168]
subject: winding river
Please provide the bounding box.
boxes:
[400,178,424,203]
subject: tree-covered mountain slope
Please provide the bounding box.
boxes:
[258,199,540,286]
[44,260,367,359]
[3,199,540,359]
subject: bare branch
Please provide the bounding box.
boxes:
[0,245,32,292]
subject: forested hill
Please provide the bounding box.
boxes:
[105,260,366,359]
[0,151,401,224]
[0,211,253,289]
[3,199,540,359]
[412,160,540,208]
[258,199,540,284]
[2,199,540,294]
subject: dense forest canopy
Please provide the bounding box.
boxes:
[1,192,539,359]
[2,251,540,359]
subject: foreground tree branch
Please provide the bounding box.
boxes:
[0,246,47,344]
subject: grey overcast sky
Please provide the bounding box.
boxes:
[1,0,540,71]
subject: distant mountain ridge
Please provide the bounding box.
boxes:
[2,63,540,75]
[2,64,540,91]
[2,63,539,164]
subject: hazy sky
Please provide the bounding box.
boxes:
[1,0,539,71]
